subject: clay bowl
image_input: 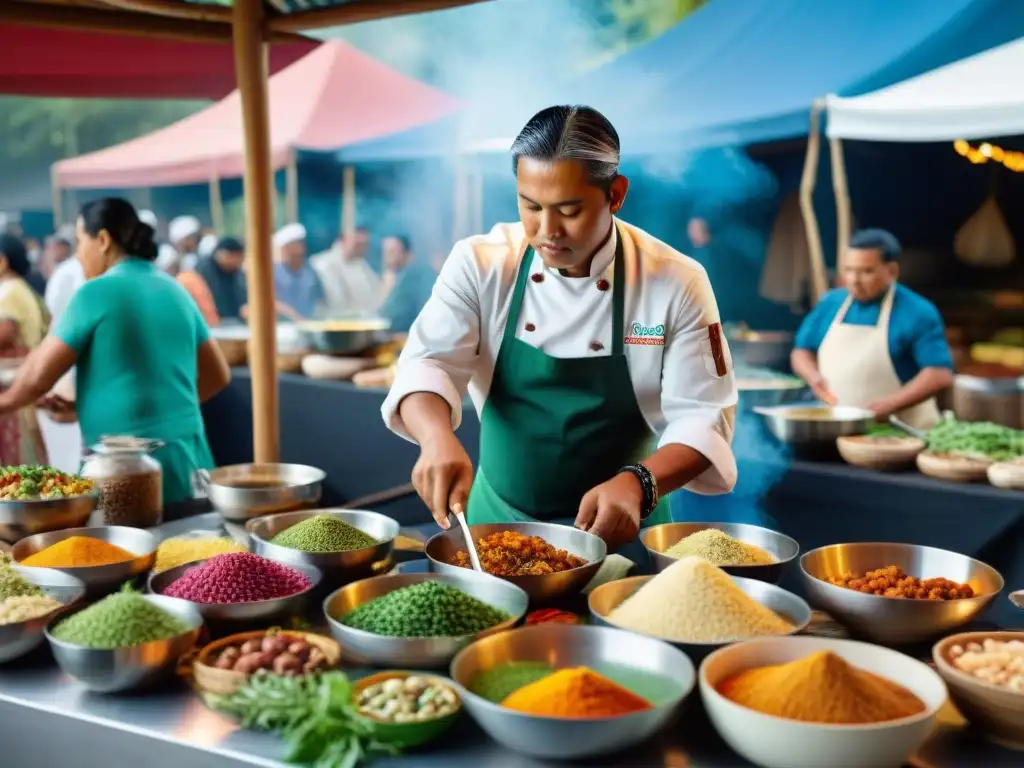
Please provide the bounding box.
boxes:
[836,435,926,471]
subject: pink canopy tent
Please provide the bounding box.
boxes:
[53,40,463,189]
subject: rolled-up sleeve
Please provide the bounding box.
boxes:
[381,242,481,442]
[658,268,738,495]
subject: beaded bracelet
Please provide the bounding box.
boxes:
[618,463,659,519]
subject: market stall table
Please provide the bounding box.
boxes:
[2,512,1021,768]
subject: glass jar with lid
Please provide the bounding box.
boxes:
[82,436,164,528]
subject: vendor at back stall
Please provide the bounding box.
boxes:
[790,229,953,429]
[0,198,231,505]
[382,105,738,552]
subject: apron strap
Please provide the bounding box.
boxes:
[503,226,628,355]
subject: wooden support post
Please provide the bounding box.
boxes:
[285,150,299,224]
[342,166,356,236]
[799,100,829,304]
[232,0,279,463]
[50,167,62,231]
[829,137,852,282]
[208,173,224,232]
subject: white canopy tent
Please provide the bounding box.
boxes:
[825,37,1024,141]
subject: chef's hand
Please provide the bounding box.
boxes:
[411,432,474,530]
[867,396,899,420]
[808,374,838,406]
[575,473,643,550]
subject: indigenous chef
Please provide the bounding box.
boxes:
[381,105,738,550]
[791,228,953,429]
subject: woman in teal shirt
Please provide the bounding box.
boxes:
[0,198,231,505]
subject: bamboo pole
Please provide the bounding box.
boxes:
[232,0,279,463]
[269,0,487,33]
[3,1,307,44]
[341,166,356,237]
[208,172,224,232]
[50,167,62,231]
[96,0,233,23]
[829,136,852,283]
[799,100,828,304]
[285,150,299,224]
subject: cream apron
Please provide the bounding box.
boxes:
[817,285,941,430]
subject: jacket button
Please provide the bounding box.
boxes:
[596,279,610,291]
[531,273,544,283]
[524,322,536,332]
[590,341,604,351]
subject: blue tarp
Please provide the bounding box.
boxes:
[461,0,1024,155]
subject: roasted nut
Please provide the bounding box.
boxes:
[272,652,303,676]
[240,639,262,655]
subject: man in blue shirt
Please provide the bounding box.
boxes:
[790,229,953,429]
[272,223,324,321]
[378,235,436,333]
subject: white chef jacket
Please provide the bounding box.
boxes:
[381,219,738,495]
[44,257,85,326]
[310,246,382,316]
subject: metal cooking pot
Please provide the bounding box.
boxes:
[727,330,794,371]
[297,318,391,355]
[754,404,873,448]
[198,463,325,522]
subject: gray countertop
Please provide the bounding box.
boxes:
[0,513,1018,768]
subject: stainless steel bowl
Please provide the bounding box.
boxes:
[199,463,326,522]
[147,556,322,624]
[449,623,695,760]
[324,571,529,668]
[0,490,99,543]
[800,542,1004,644]
[0,565,85,663]
[641,522,799,584]
[45,594,202,693]
[737,381,808,412]
[247,508,398,586]
[12,526,157,597]
[727,329,793,370]
[424,521,607,603]
[296,319,390,355]
[754,404,873,447]
[589,574,811,663]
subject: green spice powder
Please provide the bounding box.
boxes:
[52,593,189,649]
[271,515,379,553]
[339,581,509,638]
[0,562,44,601]
[470,662,556,703]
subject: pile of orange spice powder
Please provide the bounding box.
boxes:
[717,651,926,724]
[501,667,652,718]
[20,536,136,568]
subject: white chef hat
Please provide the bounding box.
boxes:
[197,233,219,258]
[138,209,158,229]
[168,215,201,244]
[273,223,307,249]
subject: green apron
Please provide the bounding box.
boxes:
[467,229,671,530]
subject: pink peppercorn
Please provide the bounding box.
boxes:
[161,552,310,604]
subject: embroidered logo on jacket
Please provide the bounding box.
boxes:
[624,322,665,346]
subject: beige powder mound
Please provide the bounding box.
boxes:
[609,556,794,643]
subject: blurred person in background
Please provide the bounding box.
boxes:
[383,105,737,551]
[179,236,249,326]
[378,235,436,334]
[158,215,202,276]
[0,198,231,506]
[791,228,952,429]
[41,234,74,279]
[0,233,49,464]
[24,237,48,297]
[274,223,323,321]
[311,226,381,316]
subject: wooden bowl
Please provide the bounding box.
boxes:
[933,631,1024,750]
[916,451,992,483]
[987,459,1024,490]
[354,671,462,747]
[836,435,926,471]
[192,630,341,695]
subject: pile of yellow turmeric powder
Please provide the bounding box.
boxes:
[20,536,136,568]
[717,651,926,724]
[501,667,652,718]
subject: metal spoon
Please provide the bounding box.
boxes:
[888,414,929,441]
[450,503,483,572]
[1010,590,1024,610]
